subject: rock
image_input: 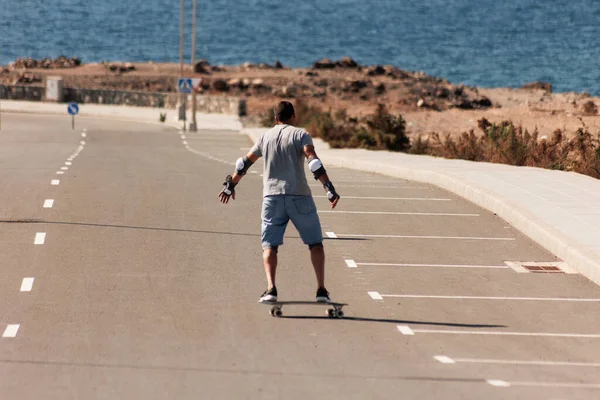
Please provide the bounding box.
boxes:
[124,62,135,71]
[522,81,552,93]
[194,60,210,73]
[434,87,450,98]
[374,82,386,94]
[212,79,229,91]
[312,58,337,69]
[339,57,359,68]
[251,79,265,87]
[274,60,284,69]
[228,78,241,88]
[305,71,319,77]
[417,99,425,108]
[366,65,386,76]
[282,84,298,97]
[344,79,368,92]
[242,62,256,69]
[242,78,251,87]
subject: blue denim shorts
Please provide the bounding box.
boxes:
[261,195,323,249]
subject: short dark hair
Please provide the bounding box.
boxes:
[275,101,295,122]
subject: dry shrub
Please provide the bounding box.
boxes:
[419,118,600,179]
[582,100,598,115]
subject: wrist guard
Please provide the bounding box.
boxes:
[323,181,339,202]
[222,175,237,195]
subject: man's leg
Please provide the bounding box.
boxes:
[309,243,325,289]
[263,247,278,289]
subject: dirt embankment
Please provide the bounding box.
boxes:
[2,56,600,138]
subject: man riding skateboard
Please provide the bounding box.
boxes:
[218,101,340,303]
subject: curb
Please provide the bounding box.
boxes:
[240,128,600,286]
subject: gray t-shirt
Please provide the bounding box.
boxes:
[251,124,314,197]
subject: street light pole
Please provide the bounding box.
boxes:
[190,0,198,132]
[178,0,186,130]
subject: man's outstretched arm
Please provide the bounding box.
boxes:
[218,151,260,204]
[303,145,340,209]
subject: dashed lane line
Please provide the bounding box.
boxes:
[34,232,46,245]
[435,355,600,368]
[20,278,34,292]
[397,325,600,338]
[318,210,479,217]
[2,325,19,338]
[43,199,54,208]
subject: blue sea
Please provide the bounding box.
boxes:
[2,0,600,95]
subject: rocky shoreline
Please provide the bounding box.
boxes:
[2,56,598,139]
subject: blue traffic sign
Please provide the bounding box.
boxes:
[178,78,193,94]
[67,102,79,116]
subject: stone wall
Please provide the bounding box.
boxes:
[0,84,246,116]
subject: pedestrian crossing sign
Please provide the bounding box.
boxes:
[178,78,193,94]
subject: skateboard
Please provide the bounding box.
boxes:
[261,301,348,318]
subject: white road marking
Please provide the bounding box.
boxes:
[396,326,600,338]
[81,132,87,138]
[380,294,600,302]
[51,180,60,185]
[314,196,451,201]
[65,161,72,166]
[358,262,509,269]
[396,325,415,335]
[345,259,358,268]
[334,233,515,241]
[20,278,34,292]
[61,167,68,170]
[43,199,54,208]
[34,232,46,245]
[368,291,384,300]
[181,135,187,139]
[441,356,600,368]
[56,171,64,175]
[319,211,479,217]
[182,140,188,145]
[325,231,337,238]
[487,380,511,387]
[433,356,456,364]
[2,325,19,338]
[503,381,600,389]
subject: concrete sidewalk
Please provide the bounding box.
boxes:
[0,100,242,131]
[243,127,600,287]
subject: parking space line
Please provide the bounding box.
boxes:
[435,355,600,367]
[368,291,384,300]
[381,294,600,302]
[344,259,358,268]
[359,263,509,269]
[493,380,600,389]
[2,325,19,338]
[325,232,337,238]
[318,211,479,217]
[397,325,600,338]
[314,195,451,201]
[329,232,515,241]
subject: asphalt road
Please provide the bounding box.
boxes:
[1,113,600,399]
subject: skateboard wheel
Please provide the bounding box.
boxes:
[269,308,276,317]
[274,309,283,317]
[327,308,335,317]
[336,310,344,318]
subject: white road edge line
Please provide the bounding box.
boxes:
[2,324,20,338]
[368,291,384,300]
[20,278,34,292]
[396,326,600,338]
[43,199,54,208]
[358,262,509,269]
[34,232,46,245]
[314,196,451,201]
[318,211,479,217]
[335,234,515,241]
[345,259,358,268]
[51,180,60,185]
[380,294,600,302]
